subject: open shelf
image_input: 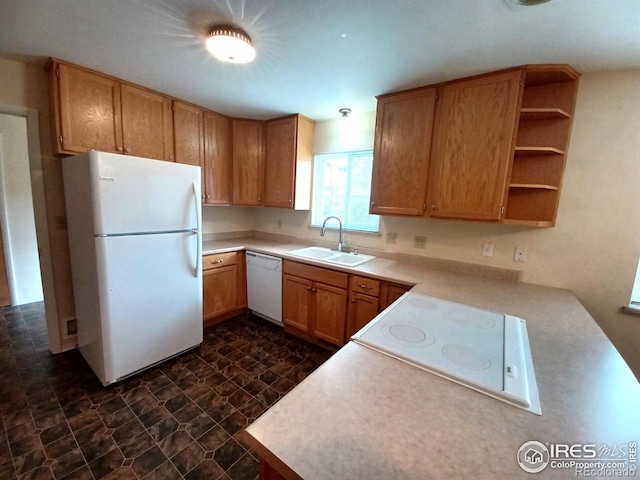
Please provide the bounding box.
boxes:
[514,146,565,156]
[519,108,570,121]
[501,65,578,228]
[509,183,558,191]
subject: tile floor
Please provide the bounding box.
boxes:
[0,302,333,480]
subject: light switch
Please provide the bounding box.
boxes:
[482,243,494,257]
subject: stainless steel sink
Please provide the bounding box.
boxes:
[288,246,375,267]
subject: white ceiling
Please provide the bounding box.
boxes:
[1,0,639,121]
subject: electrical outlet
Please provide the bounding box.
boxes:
[414,236,427,249]
[482,243,494,257]
[514,246,527,262]
[386,232,397,244]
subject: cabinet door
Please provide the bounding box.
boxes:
[232,119,264,206]
[346,292,379,339]
[120,84,174,161]
[380,283,411,310]
[203,111,232,204]
[312,282,348,346]
[282,274,312,331]
[428,71,522,220]
[173,101,204,167]
[203,265,237,320]
[370,88,437,216]
[55,63,122,154]
[263,115,296,208]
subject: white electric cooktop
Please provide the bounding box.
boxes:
[351,292,541,415]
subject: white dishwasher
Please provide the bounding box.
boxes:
[246,251,283,326]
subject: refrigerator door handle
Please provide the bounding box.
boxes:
[192,182,201,277]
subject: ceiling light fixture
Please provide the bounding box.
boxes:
[339,108,352,118]
[515,0,552,5]
[206,25,255,64]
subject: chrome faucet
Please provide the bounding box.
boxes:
[320,216,348,252]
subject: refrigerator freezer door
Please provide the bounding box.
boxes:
[84,151,201,235]
[90,232,202,384]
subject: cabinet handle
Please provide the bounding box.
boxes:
[371,201,375,206]
[430,204,436,210]
[311,288,317,292]
[351,299,356,303]
[211,259,223,264]
[307,286,312,291]
[288,199,292,203]
[358,284,372,290]
[206,194,211,199]
[124,147,131,154]
[116,146,123,152]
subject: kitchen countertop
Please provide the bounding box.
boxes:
[206,238,640,478]
[202,238,520,284]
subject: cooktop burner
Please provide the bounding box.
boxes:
[351,292,541,415]
[383,322,435,346]
[445,307,497,329]
[441,344,491,370]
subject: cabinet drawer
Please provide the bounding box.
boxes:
[203,252,237,270]
[350,275,380,297]
[283,260,348,289]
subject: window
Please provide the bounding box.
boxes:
[311,150,379,233]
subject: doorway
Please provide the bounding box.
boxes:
[0,113,44,306]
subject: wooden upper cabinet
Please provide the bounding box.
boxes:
[427,71,522,221]
[263,114,314,210]
[120,84,173,161]
[203,111,232,204]
[52,62,122,155]
[232,119,264,206]
[370,88,437,216]
[49,60,172,160]
[173,101,203,168]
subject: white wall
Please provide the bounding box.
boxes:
[0,113,44,304]
[252,71,640,378]
[202,205,254,233]
[314,110,376,153]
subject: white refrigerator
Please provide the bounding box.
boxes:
[62,150,203,386]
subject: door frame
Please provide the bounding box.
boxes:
[0,104,62,352]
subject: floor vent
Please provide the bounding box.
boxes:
[66,318,77,335]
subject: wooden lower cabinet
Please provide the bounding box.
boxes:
[380,282,411,310]
[282,260,348,347]
[259,459,291,480]
[346,291,379,338]
[282,274,312,331]
[202,251,247,327]
[312,283,348,345]
[346,275,381,338]
[346,277,413,338]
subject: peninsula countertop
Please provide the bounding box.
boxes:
[202,237,639,478]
